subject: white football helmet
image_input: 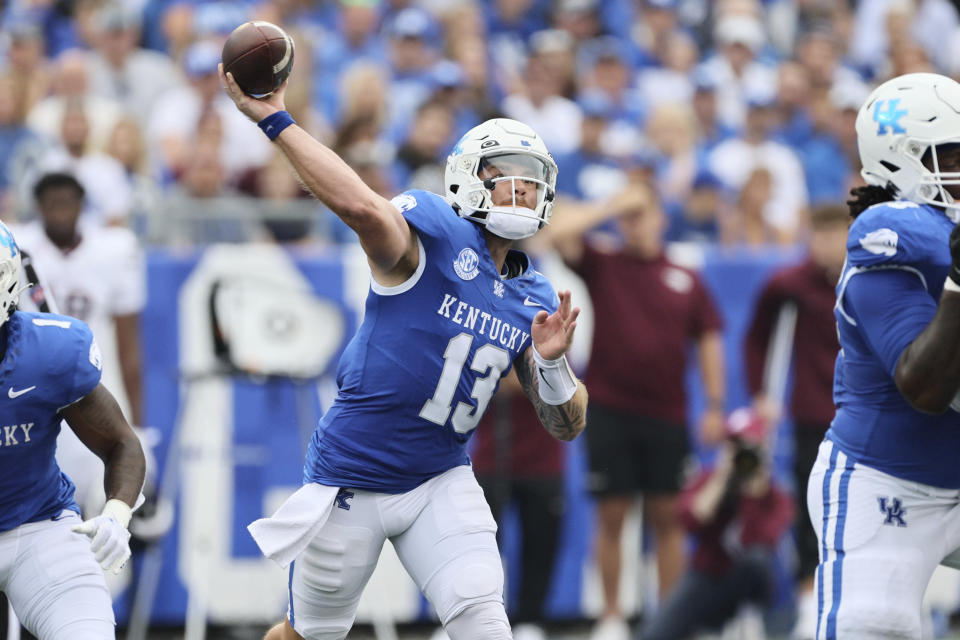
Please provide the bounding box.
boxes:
[444,118,557,239]
[0,221,21,327]
[856,72,960,220]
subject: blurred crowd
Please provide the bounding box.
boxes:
[1,0,958,247]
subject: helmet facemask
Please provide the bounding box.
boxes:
[468,153,556,240]
[915,142,960,221]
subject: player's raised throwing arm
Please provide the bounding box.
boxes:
[219,69,415,282]
[515,290,588,441]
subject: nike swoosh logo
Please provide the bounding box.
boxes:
[8,386,36,399]
[539,368,555,389]
[523,297,545,308]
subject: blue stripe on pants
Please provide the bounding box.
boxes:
[817,443,839,640]
[288,560,296,629]
[826,460,854,639]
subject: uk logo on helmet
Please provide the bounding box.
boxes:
[874,99,907,135]
[0,226,18,259]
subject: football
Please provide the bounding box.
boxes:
[221,21,295,98]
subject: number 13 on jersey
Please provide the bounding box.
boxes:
[419,332,511,434]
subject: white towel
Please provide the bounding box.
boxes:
[247,483,339,568]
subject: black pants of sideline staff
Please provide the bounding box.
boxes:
[638,549,774,640]
[476,474,564,626]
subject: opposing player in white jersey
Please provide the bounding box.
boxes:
[810,72,960,639]
[13,172,150,544]
[0,220,146,639]
[220,66,587,640]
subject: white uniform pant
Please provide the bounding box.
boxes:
[0,511,114,639]
[808,439,960,639]
[282,466,504,640]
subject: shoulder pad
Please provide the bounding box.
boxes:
[847,201,941,268]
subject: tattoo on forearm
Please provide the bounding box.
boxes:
[515,349,587,441]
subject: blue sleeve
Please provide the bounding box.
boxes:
[844,269,937,378]
[42,317,103,406]
[69,324,102,403]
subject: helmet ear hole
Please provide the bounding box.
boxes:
[880,160,900,173]
[449,184,459,194]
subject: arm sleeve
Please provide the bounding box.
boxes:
[843,269,938,378]
[64,321,103,405]
[691,273,723,336]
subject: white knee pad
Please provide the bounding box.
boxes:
[443,601,512,640]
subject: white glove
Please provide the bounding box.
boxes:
[72,499,133,574]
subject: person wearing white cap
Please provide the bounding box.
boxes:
[146,39,272,180]
[697,13,777,130]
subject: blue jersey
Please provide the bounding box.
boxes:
[0,311,102,531]
[305,190,559,493]
[829,201,960,487]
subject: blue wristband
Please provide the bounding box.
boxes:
[257,110,295,141]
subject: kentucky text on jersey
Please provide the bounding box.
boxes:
[1,423,35,446]
[436,294,530,352]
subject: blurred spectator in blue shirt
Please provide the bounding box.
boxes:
[708,85,807,244]
[382,6,440,143]
[690,69,737,154]
[798,87,853,208]
[86,4,184,128]
[666,169,727,244]
[637,30,699,110]
[390,98,453,193]
[312,0,386,126]
[28,50,124,156]
[770,61,813,150]
[0,74,45,214]
[502,48,582,156]
[577,36,646,158]
[427,60,481,141]
[645,103,698,216]
[551,0,603,48]
[1,13,51,118]
[553,92,626,201]
[626,0,683,69]
[698,14,776,131]
[146,40,271,184]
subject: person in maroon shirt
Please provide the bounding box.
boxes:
[743,203,847,633]
[638,409,794,640]
[471,372,565,640]
[545,182,726,640]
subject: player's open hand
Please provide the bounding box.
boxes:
[531,290,579,361]
[218,63,288,124]
[72,512,132,575]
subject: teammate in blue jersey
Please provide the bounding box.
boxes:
[220,67,587,640]
[0,220,146,639]
[807,72,960,639]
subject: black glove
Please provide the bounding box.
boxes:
[950,223,960,285]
